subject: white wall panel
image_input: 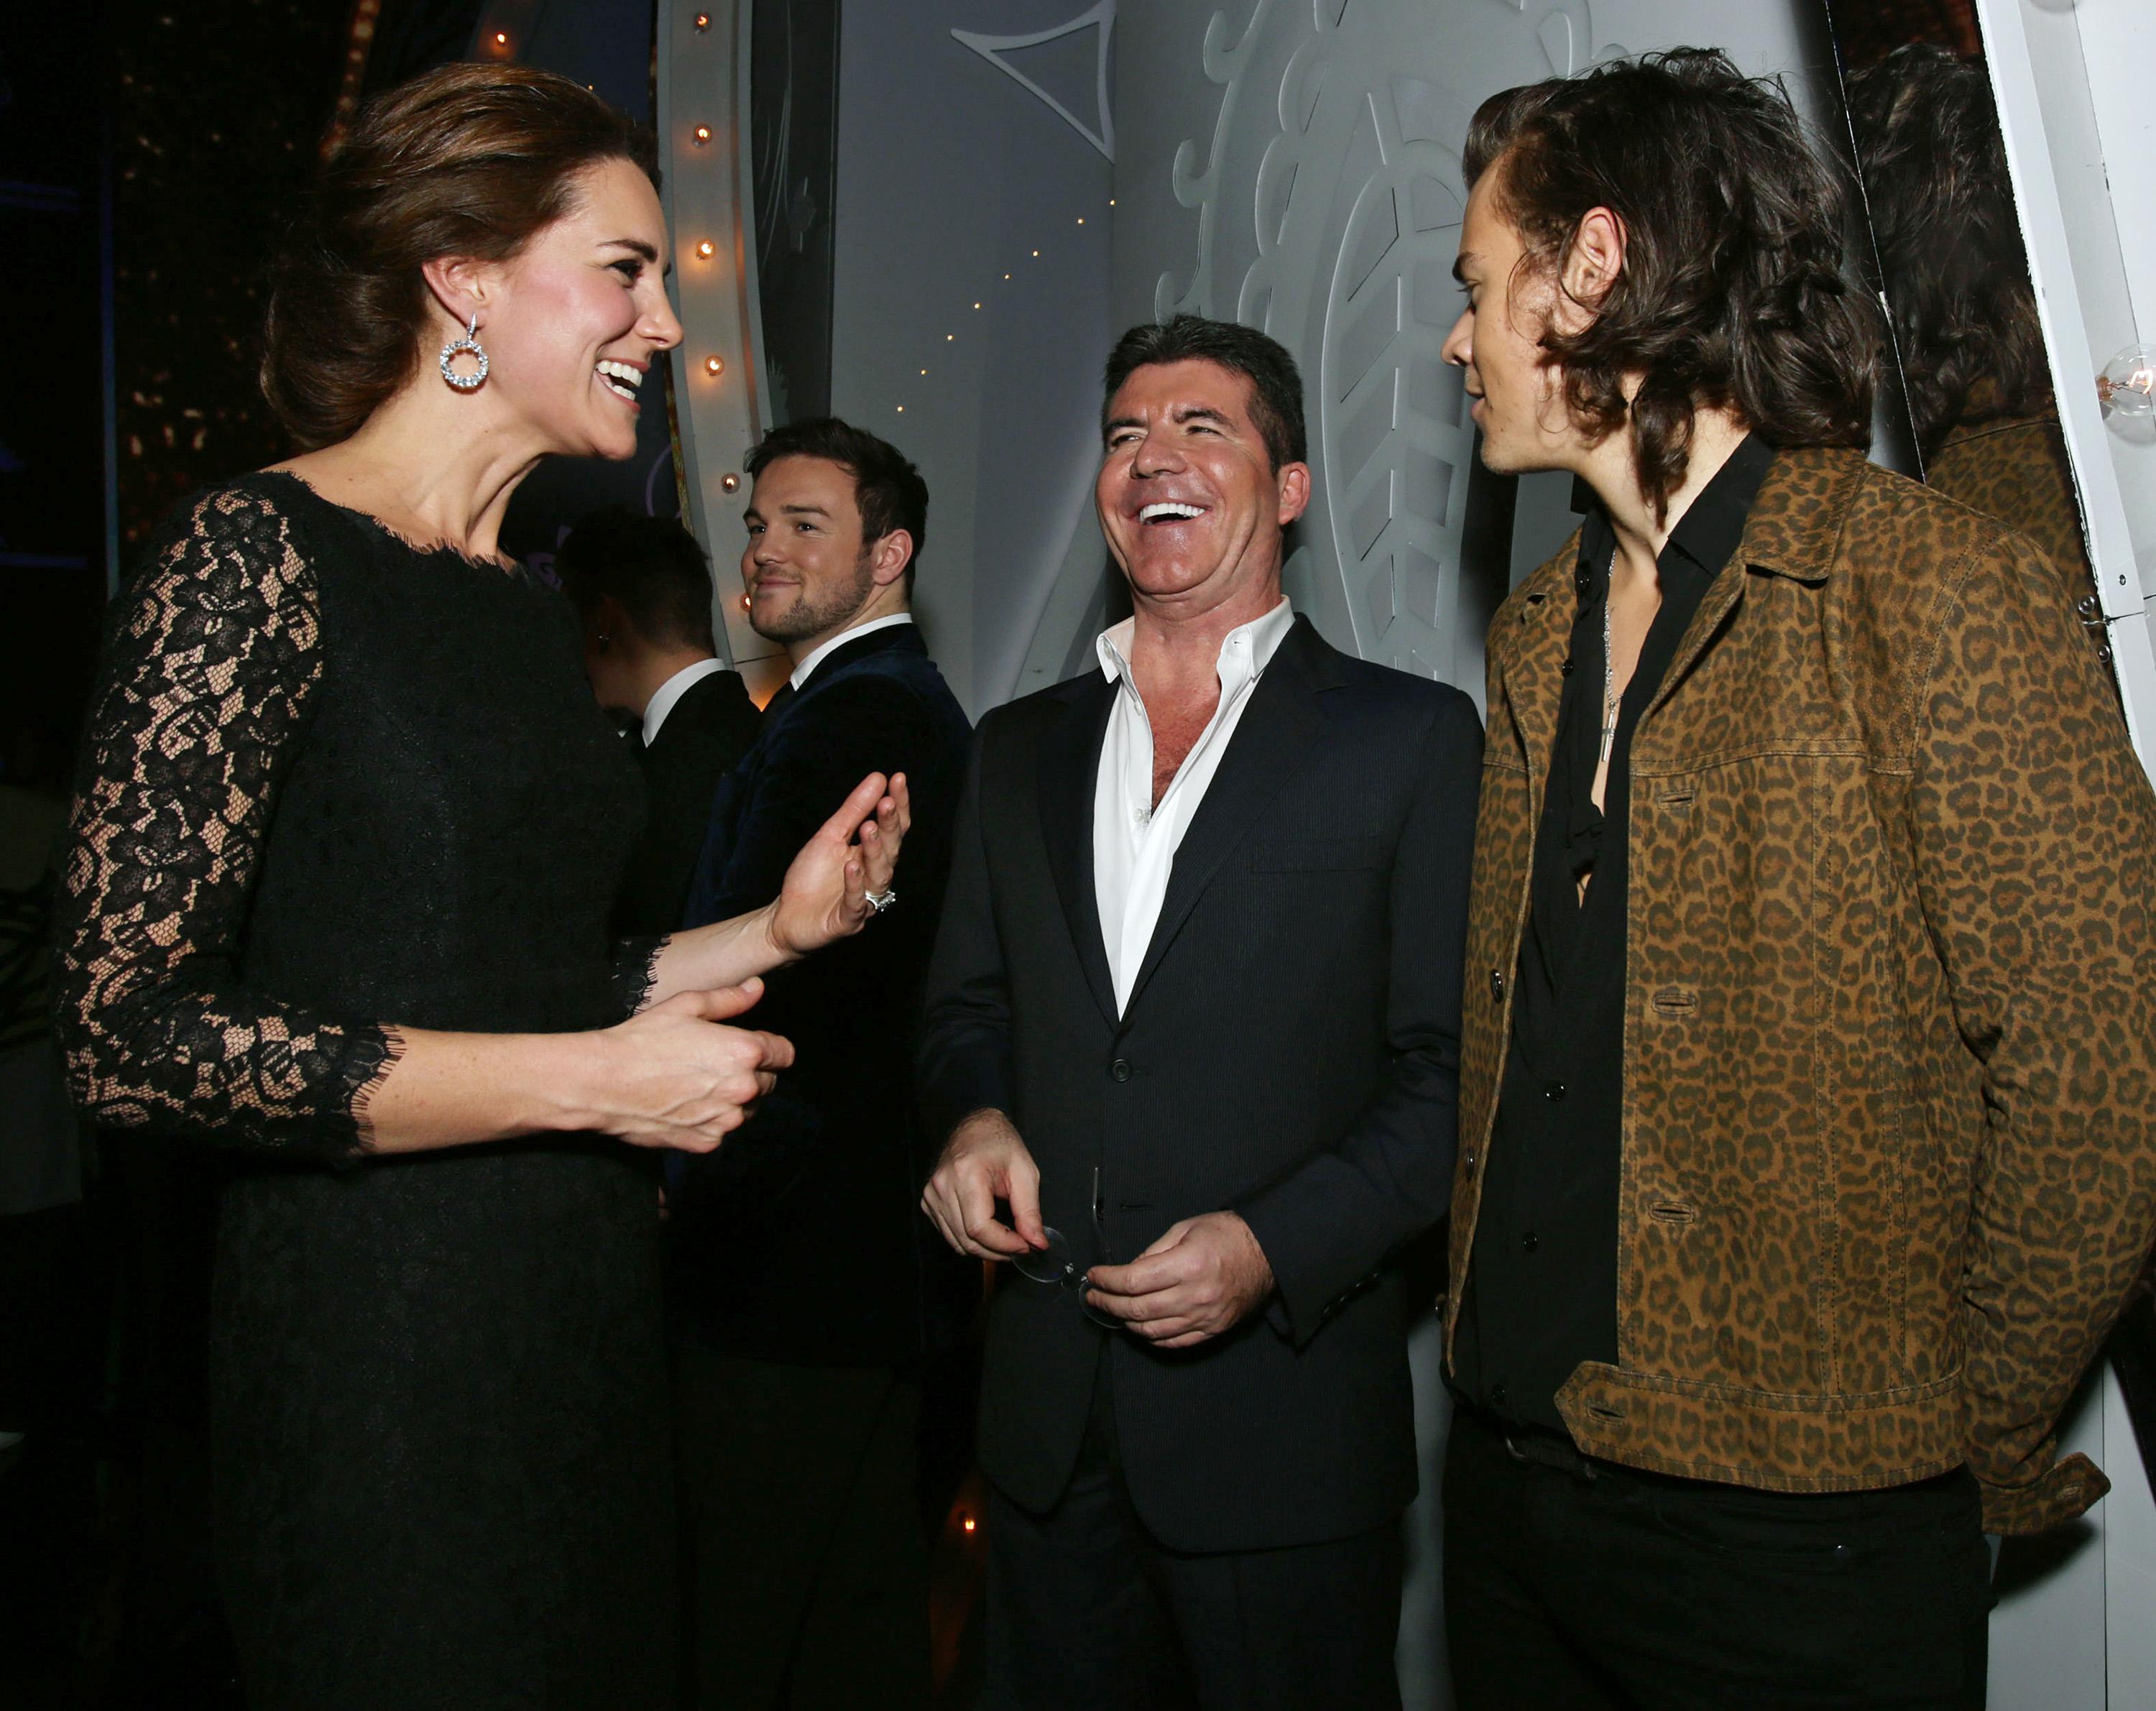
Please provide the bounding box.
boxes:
[830,0,1115,716]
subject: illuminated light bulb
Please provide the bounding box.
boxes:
[694,11,710,27]
[705,355,724,375]
[494,31,509,46]
[962,1517,977,1534]
[896,405,906,412]
[696,240,715,259]
[1109,198,1116,206]
[2099,343,2156,420]
[693,126,711,145]
[920,369,927,375]
[1003,273,1010,280]
[1077,217,1084,224]
[973,303,981,310]
[1031,249,1039,257]
[721,473,740,493]
[946,333,954,341]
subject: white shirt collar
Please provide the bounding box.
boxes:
[1095,598,1295,692]
[789,612,916,693]
[641,658,729,746]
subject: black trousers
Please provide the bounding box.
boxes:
[673,1348,930,1711]
[980,1347,1403,1711]
[1443,1406,1992,1710]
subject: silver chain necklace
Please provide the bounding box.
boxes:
[1598,555,1620,767]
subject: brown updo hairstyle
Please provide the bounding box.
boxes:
[262,63,660,451]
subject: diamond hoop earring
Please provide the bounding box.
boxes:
[439,314,489,392]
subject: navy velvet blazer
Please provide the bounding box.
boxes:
[917,616,1481,1551]
[671,622,975,1367]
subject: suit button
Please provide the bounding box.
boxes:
[1560,658,1575,678]
[1522,1231,1540,1253]
[1110,1059,1132,1082]
[1543,1081,1565,1102]
[1462,1150,1478,1176]
[1490,969,1506,1002]
[1490,1383,1509,1411]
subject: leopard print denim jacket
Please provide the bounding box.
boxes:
[1447,445,2156,1535]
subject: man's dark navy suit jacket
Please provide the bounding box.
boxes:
[671,623,975,1368]
[917,614,1480,1552]
[613,667,759,937]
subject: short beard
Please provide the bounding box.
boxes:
[751,550,877,644]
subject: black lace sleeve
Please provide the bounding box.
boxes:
[610,936,666,1017]
[52,485,402,1158]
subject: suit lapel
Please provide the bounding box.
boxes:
[1121,619,1335,1018]
[1037,676,1119,1027]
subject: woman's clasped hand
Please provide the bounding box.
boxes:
[596,767,911,1152]
[586,980,793,1153]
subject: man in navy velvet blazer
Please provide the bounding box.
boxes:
[918,318,1480,1709]
[670,419,973,1711]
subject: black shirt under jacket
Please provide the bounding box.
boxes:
[1450,433,1774,1436]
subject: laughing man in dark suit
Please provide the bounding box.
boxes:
[670,418,973,1710]
[918,315,1482,1710]
[556,507,760,936]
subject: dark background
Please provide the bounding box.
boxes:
[1,0,116,799]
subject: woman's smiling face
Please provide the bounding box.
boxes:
[470,155,683,461]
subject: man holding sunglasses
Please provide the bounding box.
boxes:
[919,314,1480,1710]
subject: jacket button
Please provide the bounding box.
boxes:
[1543,1081,1565,1102]
[1490,1383,1509,1411]
[1462,1150,1478,1176]
[1522,1231,1540,1253]
[1490,969,1506,1002]
[1560,658,1575,678]
[1110,1059,1132,1082]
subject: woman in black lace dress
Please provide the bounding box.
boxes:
[53,65,906,1710]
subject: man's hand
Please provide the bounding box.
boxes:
[921,1109,1047,1261]
[1085,1212,1274,1349]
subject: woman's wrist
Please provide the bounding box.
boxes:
[648,908,798,1005]
[531,1028,617,1135]
[752,900,804,972]
[347,1027,617,1153]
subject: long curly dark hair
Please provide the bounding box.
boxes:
[1464,48,1878,520]
[1843,44,2050,457]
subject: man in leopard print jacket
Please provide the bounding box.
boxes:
[1433,50,2156,1710]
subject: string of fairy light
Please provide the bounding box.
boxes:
[492,4,1121,446]
[688,14,727,396]
[471,18,732,391]
[692,9,1118,428]
[505,5,1115,506]
[888,200,1115,418]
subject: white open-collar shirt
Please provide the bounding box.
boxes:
[1092,598,1295,1015]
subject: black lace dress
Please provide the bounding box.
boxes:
[55,475,675,1710]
